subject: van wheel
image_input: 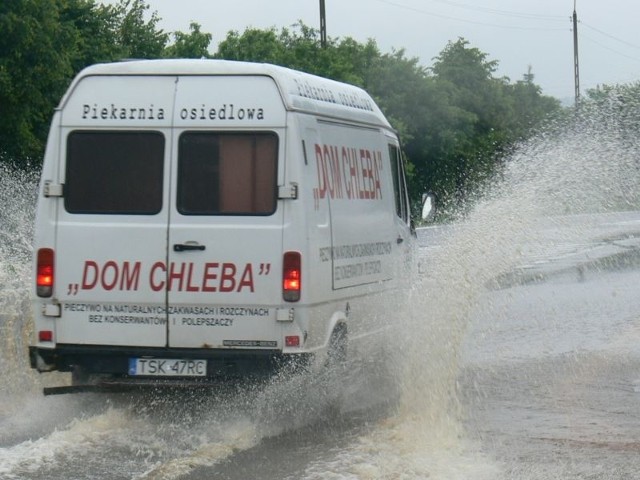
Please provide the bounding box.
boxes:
[326,323,348,372]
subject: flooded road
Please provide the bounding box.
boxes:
[2,102,640,479]
[2,211,640,479]
[463,268,640,480]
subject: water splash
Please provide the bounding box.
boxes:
[0,97,639,478]
[337,100,640,478]
[0,162,39,395]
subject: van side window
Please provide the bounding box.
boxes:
[65,131,164,214]
[388,144,409,223]
[177,132,278,215]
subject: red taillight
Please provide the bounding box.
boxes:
[38,330,53,342]
[37,248,54,297]
[285,335,300,347]
[283,251,301,302]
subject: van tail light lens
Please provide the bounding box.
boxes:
[285,335,300,347]
[39,330,53,342]
[37,248,54,297]
[283,251,301,302]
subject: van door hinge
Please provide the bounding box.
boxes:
[278,183,298,200]
[42,303,61,318]
[44,181,64,198]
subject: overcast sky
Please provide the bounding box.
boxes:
[118,0,640,101]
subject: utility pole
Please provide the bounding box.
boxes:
[573,0,580,106]
[320,0,327,48]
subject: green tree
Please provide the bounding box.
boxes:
[216,22,374,85]
[0,0,77,164]
[427,39,561,208]
[60,0,121,71]
[430,39,505,200]
[110,0,167,59]
[216,27,285,65]
[0,0,170,166]
[164,22,212,58]
[508,67,561,139]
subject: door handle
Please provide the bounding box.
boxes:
[173,243,206,252]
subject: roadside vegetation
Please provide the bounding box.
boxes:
[1,0,637,218]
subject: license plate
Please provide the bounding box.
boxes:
[128,358,207,377]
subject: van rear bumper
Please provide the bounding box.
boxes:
[29,344,312,379]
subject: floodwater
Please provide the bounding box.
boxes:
[1,104,640,479]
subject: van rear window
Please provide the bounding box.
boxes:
[65,131,164,214]
[177,132,278,215]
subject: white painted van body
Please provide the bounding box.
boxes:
[29,60,414,386]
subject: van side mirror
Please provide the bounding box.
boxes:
[421,193,435,221]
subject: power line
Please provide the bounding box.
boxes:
[580,21,640,51]
[371,0,567,31]
[580,32,640,64]
[427,0,566,21]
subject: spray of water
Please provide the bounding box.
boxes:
[326,99,640,478]
[0,97,638,478]
[0,162,40,395]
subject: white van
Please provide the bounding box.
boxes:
[29,59,420,393]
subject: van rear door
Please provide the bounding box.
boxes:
[54,76,176,347]
[165,75,287,349]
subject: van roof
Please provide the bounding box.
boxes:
[62,59,392,129]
